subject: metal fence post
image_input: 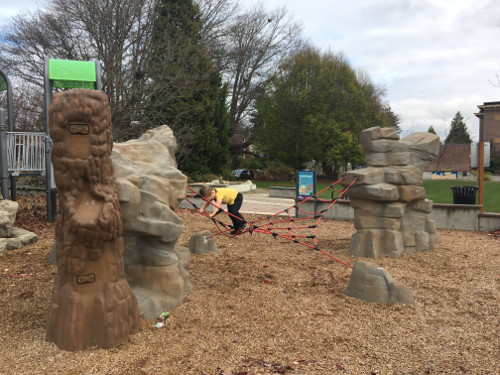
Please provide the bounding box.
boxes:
[0,110,10,199]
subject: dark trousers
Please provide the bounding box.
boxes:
[227,193,245,229]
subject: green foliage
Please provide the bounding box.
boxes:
[256,179,500,212]
[248,159,263,170]
[259,162,295,181]
[444,111,472,145]
[382,106,402,133]
[470,169,492,182]
[487,141,500,173]
[146,0,230,176]
[428,125,437,134]
[253,47,388,174]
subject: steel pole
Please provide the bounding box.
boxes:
[478,141,484,213]
[0,110,10,199]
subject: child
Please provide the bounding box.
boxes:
[199,186,246,235]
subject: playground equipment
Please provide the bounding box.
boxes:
[1,69,46,201]
[46,88,138,351]
[44,57,102,222]
[186,180,357,268]
[0,68,17,199]
[185,127,439,305]
[0,58,101,222]
[186,180,416,305]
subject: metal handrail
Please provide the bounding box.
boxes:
[6,132,46,174]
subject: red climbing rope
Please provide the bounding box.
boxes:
[184,177,358,269]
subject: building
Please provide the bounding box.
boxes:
[426,144,471,173]
[475,101,500,147]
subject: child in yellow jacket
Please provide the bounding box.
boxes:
[199,186,246,235]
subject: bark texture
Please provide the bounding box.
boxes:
[46,89,139,351]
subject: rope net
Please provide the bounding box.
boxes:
[185,177,358,269]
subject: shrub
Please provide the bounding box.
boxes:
[470,169,492,182]
[264,164,295,181]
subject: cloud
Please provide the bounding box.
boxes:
[0,1,41,27]
[259,0,500,142]
[3,0,500,144]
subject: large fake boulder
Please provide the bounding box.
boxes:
[0,200,38,255]
[342,127,440,258]
[345,260,414,305]
[112,125,192,319]
[45,89,139,351]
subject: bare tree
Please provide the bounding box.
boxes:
[0,81,45,132]
[197,0,239,73]
[0,11,93,86]
[223,5,303,154]
[1,0,303,164]
[0,0,155,139]
[50,0,155,139]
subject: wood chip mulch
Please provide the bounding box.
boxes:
[0,197,498,375]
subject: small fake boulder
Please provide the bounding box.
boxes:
[0,200,38,256]
[188,230,218,254]
[345,260,414,305]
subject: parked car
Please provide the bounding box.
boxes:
[232,169,254,180]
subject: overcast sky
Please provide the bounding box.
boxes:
[2,0,500,142]
[251,0,500,142]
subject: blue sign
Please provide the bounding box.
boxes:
[297,170,315,197]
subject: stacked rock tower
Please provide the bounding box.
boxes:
[341,127,440,259]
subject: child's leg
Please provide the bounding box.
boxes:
[228,193,245,229]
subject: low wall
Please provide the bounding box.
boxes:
[297,200,500,232]
[269,186,295,198]
[182,186,500,231]
[189,180,256,193]
[181,180,256,212]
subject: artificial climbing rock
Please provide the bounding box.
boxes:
[45,89,139,351]
[112,125,192,319]
[342,127,440,258]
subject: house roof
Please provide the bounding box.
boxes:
[475,101,500,118]
[426,144,470,172]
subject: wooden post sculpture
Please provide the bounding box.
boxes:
[45,89,139,351]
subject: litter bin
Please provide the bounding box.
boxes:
[450,186,478,204]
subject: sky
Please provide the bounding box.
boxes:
[2,0,500,142]
[248,0,500,142]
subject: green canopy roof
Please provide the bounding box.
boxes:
[48,59,97,89]
[0,76,6,92]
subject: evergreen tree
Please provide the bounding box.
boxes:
[427,125,437,134]
[145,0,229,176]
[488,141,500,173]
[383,106,401,133]
[444,111,472,145]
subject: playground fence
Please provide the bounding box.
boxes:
[6,132,45,175]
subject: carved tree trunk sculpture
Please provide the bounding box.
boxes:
[45,89,139,351]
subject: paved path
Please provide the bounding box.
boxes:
[240,190,295,215]
[180,188,296,215]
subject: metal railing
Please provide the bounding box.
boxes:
[6,132,46,174]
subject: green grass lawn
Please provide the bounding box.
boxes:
[255,179,500,213]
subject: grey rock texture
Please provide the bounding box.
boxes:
[342,127,440,258]
[112,125,192,319]
[188,230,218,255]
[345,260,414,305]
[0,200,38,256]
